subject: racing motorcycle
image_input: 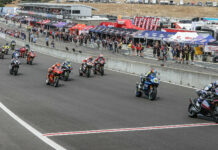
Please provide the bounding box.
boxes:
[12,50,20,59]
[93,58,105,76]
[20,47,26,58]
[10,41,16,50]
[26,51,36,65]
[9,59,20,76]
[79,60,92,78]
[0,48,5,59]
[61,63,73,81]
[25,45,30,57]
[46,66,63,87]
[135,74,160,100]
[3,47,10,55]
[188,88,218,123]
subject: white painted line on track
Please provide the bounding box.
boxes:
[0,102,66,150]
[43,122,218,137]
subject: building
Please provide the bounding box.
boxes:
[17,3,97,19]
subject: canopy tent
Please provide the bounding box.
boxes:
[208,41,218,46]
[36,19,50,25]
[133,31,176,40]
[194,35,216,45]
[115,19,144,30]
[80,25,95,34]
[65,23,77,28]
[70,24,87,31]
[165,32,198,43]
[53,22,67,28]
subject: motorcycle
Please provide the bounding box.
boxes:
[25,45,30,57]
[93,59,105,76]
[188,88,218,123]
[135,74,160,100]
[61,63,73,81]
[10,42,16,51]
[20,47,26,58]
[46,66,63,87]
[4,47,10,55]
[79,61,92,78]
[27,51,36,65]
[9,59,20,76]
[0,48,5,59]
[12,51,20,59]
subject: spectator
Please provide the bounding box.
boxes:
[46,36,49,46]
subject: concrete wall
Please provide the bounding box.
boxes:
[5,36,218,89]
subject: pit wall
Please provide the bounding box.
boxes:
[5,36,218,89]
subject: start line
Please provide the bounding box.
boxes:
[43,122,218,137]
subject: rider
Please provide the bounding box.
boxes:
[197,81,218,103]
[139,68,157,89]
[12,49,20,58]
[47,62,61,79]
[3,43,10,50]
[61,60,71,69]
[93,54,105,68]
[10,57,20,68]
[11,40,16,48]
[81,56,93,70]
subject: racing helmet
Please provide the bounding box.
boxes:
[99,54,104,58]
[151,68,157,74]
[56,62,61,67]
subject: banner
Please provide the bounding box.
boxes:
[134,17,139,26]
[145,17,150,30]
[205,45,218,52]
[142,17,147,29]
[149,17,154,31]
[139,17,144,27]
[154,18,159,31]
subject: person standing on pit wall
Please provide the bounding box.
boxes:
[131,42,135,56]
[190,45,195,65]
[46,36,49,47]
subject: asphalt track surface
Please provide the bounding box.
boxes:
[0,44,218,150]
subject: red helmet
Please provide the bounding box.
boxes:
[99,54,104,58]
[56,63,61,67]
[83,59,87,63]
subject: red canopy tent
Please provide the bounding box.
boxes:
[36,19,50,25]
[100,19,144,30]
[69,24,87,35]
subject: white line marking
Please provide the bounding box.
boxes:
[0,102,66,150]
[43,122,218,137]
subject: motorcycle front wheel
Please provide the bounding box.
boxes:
[188,103,197,118]
[54,77,59,87]
[148,87,157,100]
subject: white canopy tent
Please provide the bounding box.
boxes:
[164,32,198,43]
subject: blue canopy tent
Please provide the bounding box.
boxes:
[194,35,215,45]
[133,31,176,40]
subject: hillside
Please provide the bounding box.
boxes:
[5,0,218,18]
[60,2,218,18]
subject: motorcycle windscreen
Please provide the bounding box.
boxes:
[201,100,210,110]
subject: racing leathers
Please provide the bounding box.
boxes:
[197,81,218,103]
